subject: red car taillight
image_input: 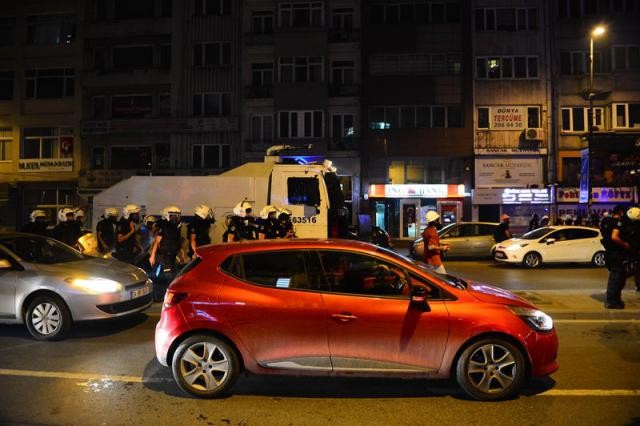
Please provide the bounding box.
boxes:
[163,290,188,309]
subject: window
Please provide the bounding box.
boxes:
[477,107,489,129]
[233,251,310,290]
[0,71,13,100]
[111,95,153,118]
[0,17,15,47]
[193,93,231,116]
[159,94,170,117]
[193,42,231,66]
[331,60,354,85]
[156,143,170,168]
[612,45,640,71]
[92,96,106,119]
[476,56,538,79]
[251,115,273,143]
[194,0,231,16]
[331,113,354,142]
[373,105,463,129]
[318,251,409,297]
[561,107,604,132]
[527,107,540,128]
[113,46,153,70]
[332,8,354,31]
[111,146,151,169]
[279,2,324,28]
[370,53,461,75]
[252,63,273,86]
[279,57,323,82]
[27,14,76,45]
[91,147,104,169]
[0,128,11,161]
[559,50,605,75]
[568,228,599,239]
[251,11,274,33]
[114,0,154,19]
[159,44,172,69]
[192,144,230,169]
[612,103,640,128]
[288,177,320,206]
[279,111,324,138]
[24,69,75,99]
[160,0,172,17]
[21,127,72,160]
[476,8,536,31]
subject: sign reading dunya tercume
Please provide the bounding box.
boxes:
[491,106,526,129]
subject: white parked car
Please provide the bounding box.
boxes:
[494,226,606,268]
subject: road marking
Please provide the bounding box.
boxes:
[0,368,638,397]
[554,319,639,324]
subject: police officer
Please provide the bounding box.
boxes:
[600,205,631,309]
[21,210,49,236]
[74,208,88,233]
[276,207,295,238]
[96,207,119,254]
[150,206,183,270]
[115,204,142,264]
[258,205,279,240]
[187,204,214,258]
[52,208,82,247]
[224,201,252,242]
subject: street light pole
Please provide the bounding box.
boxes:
[587,26,605,208]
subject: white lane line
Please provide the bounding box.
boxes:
[554,319,639,324]
[0,368,171,383]
[0,368,638,397]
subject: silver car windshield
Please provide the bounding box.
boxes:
[0,236,86,264]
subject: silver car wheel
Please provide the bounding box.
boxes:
[31,302,61,335]
[523,252,541,268]
[178,341,232,392]
[466,344,517,394]
[592,251,606,267]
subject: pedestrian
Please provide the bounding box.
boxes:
[114,204,142,264]
[493,214,512,244]
[622,206,640,292]
[574,213,584,226]
[150,206,183,270]
[600,205,631,309]
[588,212,600,228]
[187,204,214,258]
[21,210,49,236]
[258,205,279,239]
[421,210,449,274]
[224,201,252,242]
[528,213,539,231]
[96,207,119,254]
[276,207,296,238]
[539,215,550,227]
[52,208,82,247]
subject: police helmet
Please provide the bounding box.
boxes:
[104,207,119,218]
[260,205,279,220]
[161,206,182,221]
[426,211,440,223]
[195,204,214,220]
[233,201,253,218]
[627,207,640,221]
[144,215,156,226]
[30,210,47,222]
[58,207,75,223]
[122,204,141,219]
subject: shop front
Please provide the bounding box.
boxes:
[472,187,552,235]
[556,186,637,224]
[367,184,468,239]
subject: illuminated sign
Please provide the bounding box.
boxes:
[557,187,635,203]
[475,157,543,188]
[473,188,551,205]
[368,184,466,198]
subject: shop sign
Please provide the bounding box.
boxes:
[475,157,543,188]
[490,106,527,130]
[18,158,73,172]
[368,184,466,199]
[473,188,551,205]
[557,187,635,203]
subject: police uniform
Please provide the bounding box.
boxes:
[601,214,627,308]
[52,221,81,247]
[187,217,212,257]
[258,217,279,239]
[224,215,247,242]
[156,221,181,269]
[277,215,294,238]
[96,216,118,253]
[21,221,48,236]
[115,217,138,263]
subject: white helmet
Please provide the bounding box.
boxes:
[143,215,156,225]
[57,207,75,223]
[104,207,119,218]
[194,204,214,220]
[30,209,47,222]
[233,201,252,218]
[426,210,440,223]
[260,205,279,219]
[627,207,640,221]
[161,205,182,221]
[122,204,141,219]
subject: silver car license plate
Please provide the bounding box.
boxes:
[130,286,150,299]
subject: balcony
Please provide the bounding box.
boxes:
[329,84,360,97]
[245,85,274,99]
[82,116,239,135]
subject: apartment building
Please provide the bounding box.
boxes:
[0,0,84,229]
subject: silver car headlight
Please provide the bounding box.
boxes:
[66,277,123,294]
[508,306,553,332]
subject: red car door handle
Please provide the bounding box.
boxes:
[331,313,358,322]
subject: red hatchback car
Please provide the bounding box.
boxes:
[155,239,558,401]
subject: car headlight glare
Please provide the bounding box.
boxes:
[508,306,553,331]
[66,277,123,294]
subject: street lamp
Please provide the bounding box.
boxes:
[587,25,605,206]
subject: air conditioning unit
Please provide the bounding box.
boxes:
[525,128,544,140]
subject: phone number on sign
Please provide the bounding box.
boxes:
[292,216,317,224]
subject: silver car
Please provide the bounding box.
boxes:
[0,233,152,340]
[410,222,500,259]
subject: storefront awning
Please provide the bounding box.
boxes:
[368,184,467,199]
